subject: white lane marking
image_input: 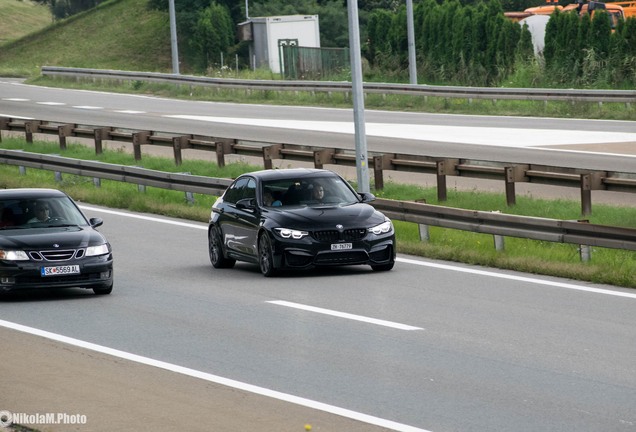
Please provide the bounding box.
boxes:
[72,105,103,110]
[37,101,66,106]
[398,257,636,299]
[268,300,423,331]
[79,205,636,299]
[1,98,29,102]
[0,319,430,432]
[114,110,146,114]
[164,115,636,147]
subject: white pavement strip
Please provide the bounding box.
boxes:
[268,300,423,330]
[164,114,636,148]
[0,319,430,432]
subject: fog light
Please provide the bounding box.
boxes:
[1,277,16,284]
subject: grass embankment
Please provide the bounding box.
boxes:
[0,0,171,77]
[1,137,635,288]
[0,0,50,46]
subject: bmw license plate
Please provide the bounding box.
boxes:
[331,243,352,251]
[41,265,80,277]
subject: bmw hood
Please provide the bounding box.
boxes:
[267,203,387,230]
[0,227,106,250]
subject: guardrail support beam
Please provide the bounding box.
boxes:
[93,127,111,154]
[57,124,75,150]
[24,121,42,144]
[314,149,335,170]
[215,139,235,168]
[263,144,282,170]
[436,159,459,202]
[373,154,394,190]
[172,136,190,166]
[132,131,152,161]
[505,165,530,206]
[580,172,605,216]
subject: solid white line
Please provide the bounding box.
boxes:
[268,300,423,331]
[0,319,430,432]
[397,257,636,299]
[79,205,636,299]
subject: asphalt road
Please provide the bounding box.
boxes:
[1,78,636,172]
[1,205,635,432]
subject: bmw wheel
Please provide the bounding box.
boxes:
[258,233,278,277]
[209,227,235,269]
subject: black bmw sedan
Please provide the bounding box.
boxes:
[0,188,113,295]
[208,168,396,276]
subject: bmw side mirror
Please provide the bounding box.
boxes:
[236,198,256,210]
[359,192,376,203]
[90,217,104,228]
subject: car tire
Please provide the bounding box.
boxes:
[93,283,113,295]
[209,227,235,269]
[258,233,278,277]
[371,261,395,272]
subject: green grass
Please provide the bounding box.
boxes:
[1,136,635,288]
[0,0,51,46]
[0,0,172,76]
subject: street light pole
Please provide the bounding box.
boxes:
[406,0,417,84]
[168,0,180,75]
[347,0,370,194]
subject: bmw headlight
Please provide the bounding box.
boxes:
[0,250,29,261]
[86,244,110,257]
[274,228,309,240]
[368,220,393,235]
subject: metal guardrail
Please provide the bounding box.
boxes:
[3,116,636,216]
[41,66,636,104]
[1,148,636,254]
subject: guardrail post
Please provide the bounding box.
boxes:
[214,139,236,168]
[419,224,430,242]
[24,121,42,143]
[494,235,505,251]
[505,165,529,206]
[132,131,151,161]
[0,117,9,142]
[93,127,111,154]
[314,149,335,170]
[580,172,604,216]
[57,124,75,150]
[172,136,190,166]
[436,159,458,202]
[263,144,282,170]
[373,154,394,191]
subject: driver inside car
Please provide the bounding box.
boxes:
[28,201,51,223]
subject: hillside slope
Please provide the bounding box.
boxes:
[0,0,51,45]
[0,0,172,75]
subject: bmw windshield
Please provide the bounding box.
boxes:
[261,175,360,208]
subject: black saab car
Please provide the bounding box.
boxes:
[0,188,113,295]
[208,168,396,276]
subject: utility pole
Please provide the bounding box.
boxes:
[347,0,370,193]
[169,0,180,75]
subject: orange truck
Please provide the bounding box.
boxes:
[505,0,628,27]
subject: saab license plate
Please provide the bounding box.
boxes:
[331,243,352,251]
[41,265,80,277]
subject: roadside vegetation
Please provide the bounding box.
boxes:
[1,137,634,288]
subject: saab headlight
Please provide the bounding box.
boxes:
[0,250,29,261]
[86,244,110,257]
[368,220,393,235]
[275,228,309,240]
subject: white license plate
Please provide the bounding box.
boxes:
[331,243,352,251]
[41,265,80,277]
